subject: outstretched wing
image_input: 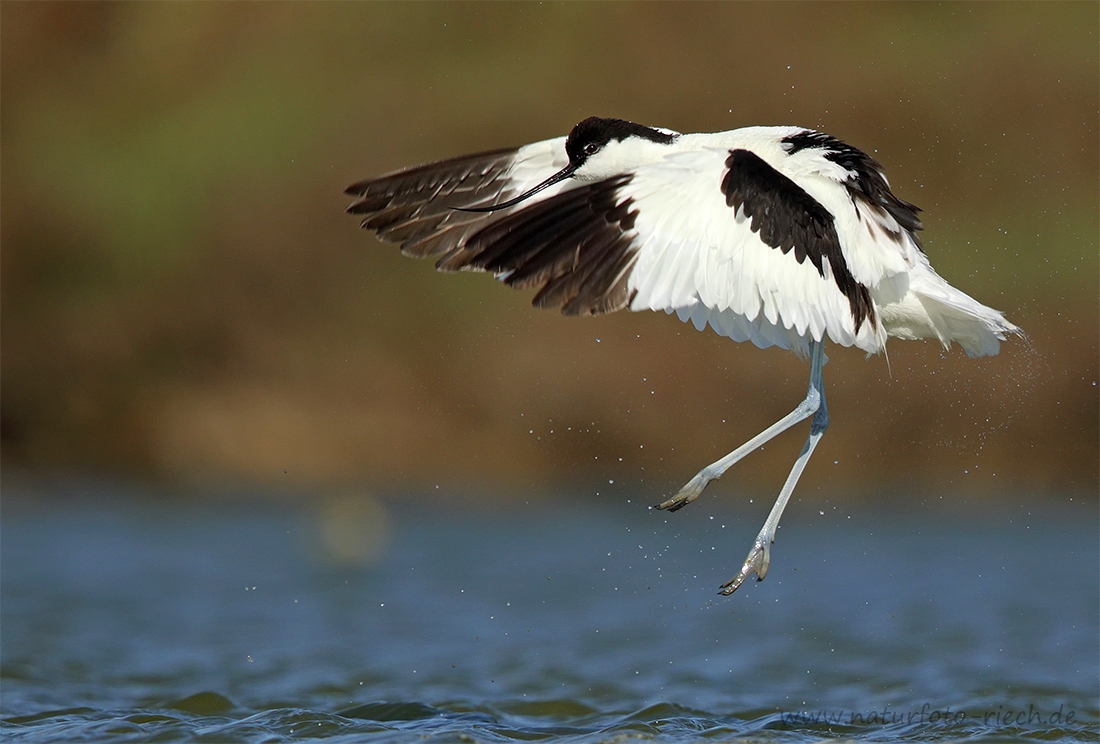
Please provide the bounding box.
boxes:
[347,140,558,259]
[347,136,646,316]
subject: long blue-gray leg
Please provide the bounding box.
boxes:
[653,340,829,594]
[719,340,829,594]
[656,340,828,512]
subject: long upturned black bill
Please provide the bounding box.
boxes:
[455,163,578,213]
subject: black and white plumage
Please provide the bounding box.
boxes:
[346,116,1020,595]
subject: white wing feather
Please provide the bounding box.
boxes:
[625,148,883,355]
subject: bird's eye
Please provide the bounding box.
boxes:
[584,143,600,155]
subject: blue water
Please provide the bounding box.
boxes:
[2,483,1097,742]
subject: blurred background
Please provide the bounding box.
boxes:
[2,2,1097,504]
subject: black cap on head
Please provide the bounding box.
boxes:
[456,118,675,214]
[565,117,677,165]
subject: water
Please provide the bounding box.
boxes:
[2,483,1097,742]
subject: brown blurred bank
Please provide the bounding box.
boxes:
[2,3,1096,501]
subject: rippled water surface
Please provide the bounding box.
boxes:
[2,484,1097,742]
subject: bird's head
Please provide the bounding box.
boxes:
[458,117,678,213]
[564,116,678,180]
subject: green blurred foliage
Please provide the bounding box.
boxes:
[2,2,1096,500]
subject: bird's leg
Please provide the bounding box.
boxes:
[655,341,828,513]
[719,342,829,594]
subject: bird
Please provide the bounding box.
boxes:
[345,116,1021,595]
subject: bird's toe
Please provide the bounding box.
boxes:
[654,475,711,512]
[718,540,770,595]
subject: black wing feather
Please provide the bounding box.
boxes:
[721,148,875,332]
[348,153,640,316]
[345,148,519,258]
[782,130,924,235]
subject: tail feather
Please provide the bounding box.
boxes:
[881,259,1022,358]
[915,292,1021,358]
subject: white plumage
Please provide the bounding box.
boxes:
[347,116,1020,594]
